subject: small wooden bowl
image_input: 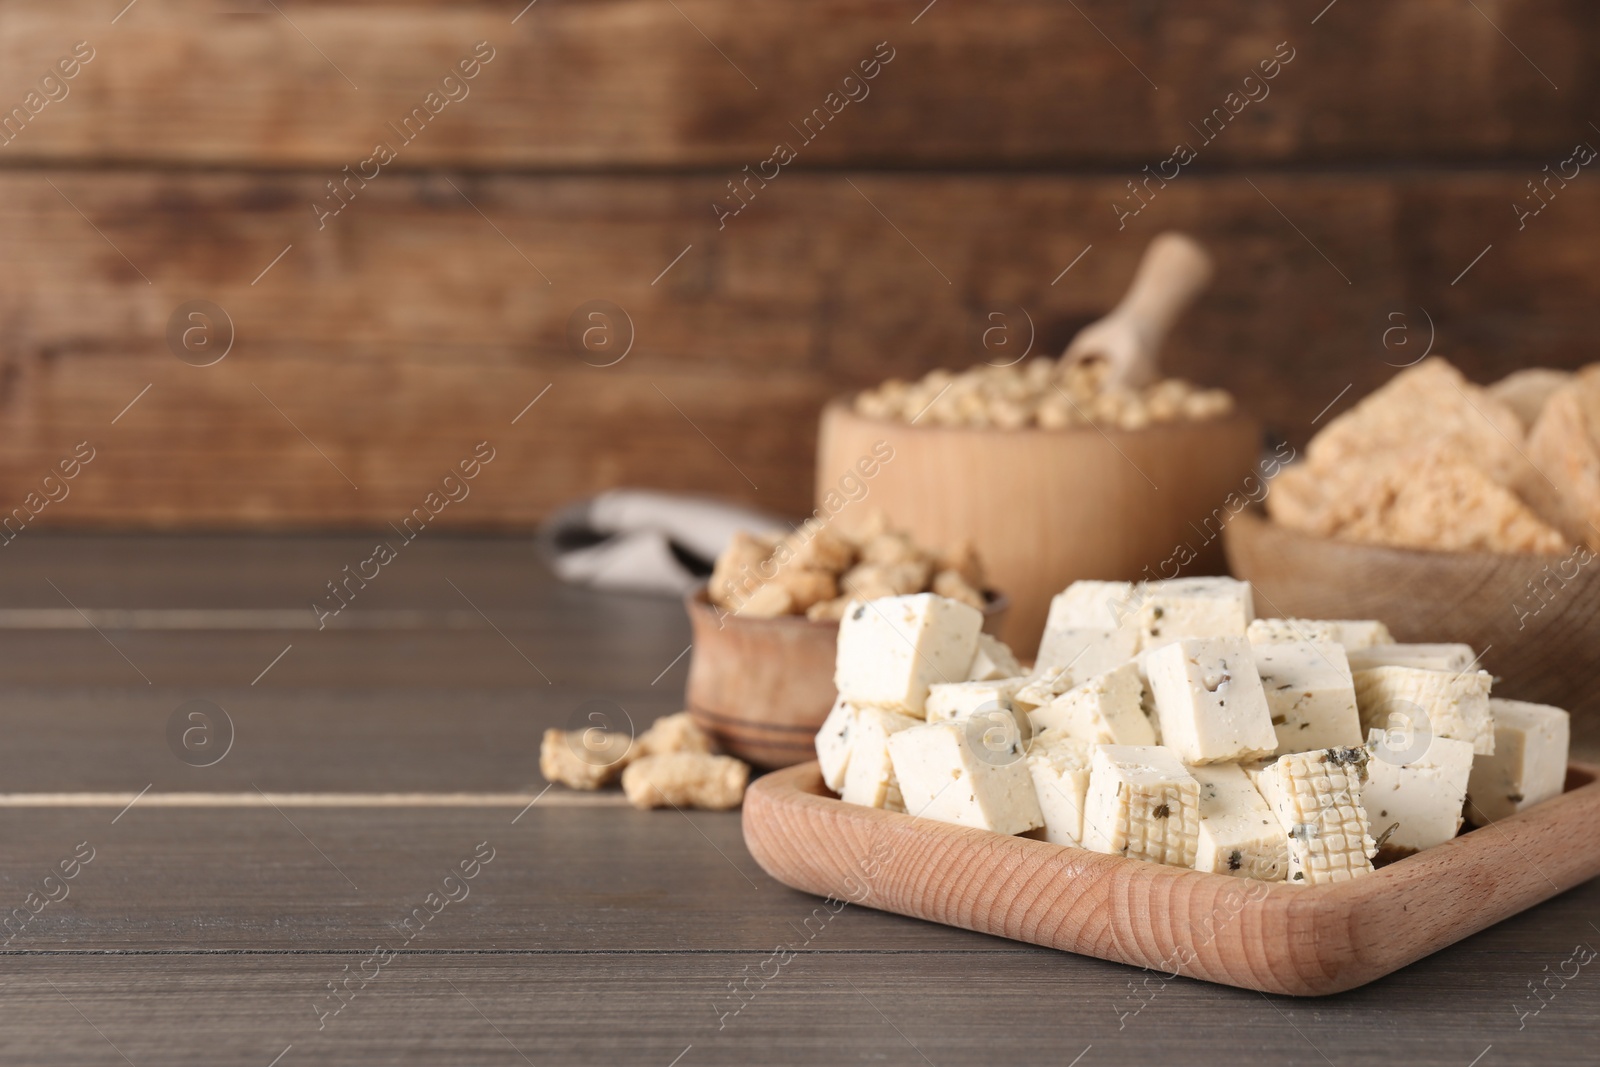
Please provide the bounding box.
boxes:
[744,760,1600,995]
[816,399,1262,658]
[1224,509,1600,721]
[683,585,1008,769]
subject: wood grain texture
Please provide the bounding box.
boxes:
[0,533,659,612]
[0,688,679,790]
[0,0,1589,168]
[817,402,1262,654]
[743,761,1600,995]
[1224,510,1600,721]
[4,170,1600,525]
[14,939,1600,1067]
[0,538,697,689]
[0,805,892,953]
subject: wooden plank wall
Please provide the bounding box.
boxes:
[0,0,1594,526]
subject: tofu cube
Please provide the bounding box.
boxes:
[840,708,921,810]
[1026,736,1093,845]
[1248,618,1394,649]
[1136,577,1254,652]
[926,678,1022,723]
[834,593,983,717]
[1190,763,1288,881]
[1043,580,1139,630]
[1246,618,1342,645]
[1029,662,1155,747]
[1346,643,1477,672]
[1326,620,1395,649]
[1012,666,1072,717]
[887,715,1042,834]
[1252,640,1363,752]
[1036,581,1142,676]
[1138,666,1162,743]
[1353,666,1494,755]
[1466,698,1571,825]
[1362,729,1475,858]
[814,696,856,792]
[1254,748,1376,885]
[1081,744,1200,868]
[1034,625,1141,682]
[1146,637,1278,765]
[967,632,1023,681]
[926,679,1032,744]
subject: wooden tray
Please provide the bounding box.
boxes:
[743,760,1600,996]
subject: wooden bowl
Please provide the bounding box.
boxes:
[816,399,1262,658]
[1224,509,1600,721]
[683,585,1008,769]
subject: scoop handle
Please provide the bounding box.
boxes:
[1114,231,1214,343]
[1063,231,1214,387]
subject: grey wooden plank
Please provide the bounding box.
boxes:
[0,689,685,793]
[6,927,1598,1067]
[2,803,1598,970]
[0,806,1015,955]
[0,624,693,690]
[0,533,692,615]
[0,535,699,690]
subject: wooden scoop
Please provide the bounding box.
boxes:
[1062,231,1214,389]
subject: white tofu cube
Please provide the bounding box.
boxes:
[1325,620,1395,649]
[1190,763,1287,880]
[1466,698,1570,825]
[1125,651,1162,727]
[1362,729,1475,857]
[1012,667,1073,717]
[834,593,983,717]
[967,632,1023,681]
[1081,744,1199,868]
[1254,747,1376,886]
[1346,643,1477,672]
[1034,625,1140,682]
[1136,577,1254,652]
[1029,662,1155,747]
[1138,667,1162,743]
[926,679,1032,744]
[1246,618,1342,645]
[1252,640,1363,752]
[1043,580,1139,630]
[1146,637,1277,765]
[840,708,922,810]
[1036,581,1142,676]
[926,678,1022,722]
[1026,736,1093,845]
[1353,666,1494,755]
[815,696,856,792]
[887,715,1042,834]
[1247,618,1394,648]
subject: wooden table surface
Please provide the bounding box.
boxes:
[2,534,1596,1066]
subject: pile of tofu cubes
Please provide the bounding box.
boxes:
[814,578,1571,886]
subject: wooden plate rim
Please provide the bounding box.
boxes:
[743,759,1600,994]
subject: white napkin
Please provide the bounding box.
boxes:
[538,489,788,595]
